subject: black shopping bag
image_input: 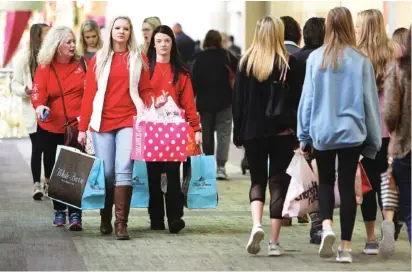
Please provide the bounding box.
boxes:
[48,146,95,208]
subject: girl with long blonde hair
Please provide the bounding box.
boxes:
[298,7,381,263]
[355,9,401,256]
[78,16,155,240]
[233,16,305,257]
[78,19,103,63]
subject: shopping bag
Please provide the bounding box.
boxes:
[282,152,319,217]
[130,160,150,208]
[182,155,218,209]
[131,99,189,162]
[48,146,105,210]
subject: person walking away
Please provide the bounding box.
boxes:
[233,16,305,257]
[192,30,238,180]
[297,7,381,263]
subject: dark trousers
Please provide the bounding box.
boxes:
[315,145,362,241]
[200,107,232,167]
[147,162,184,222]
[244,135,295,219]
[393,152,411,243]
[29,125,45,183]
[361,138,401,225]
[37,126,80,214]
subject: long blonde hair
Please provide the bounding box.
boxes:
[95,16,141,79]
[78,19,103,55]
[321,7,358,71]
[357,9,396,92]
[239,16,289,82]
[37,26,79,66]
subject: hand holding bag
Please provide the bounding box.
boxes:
[50,64,83,151]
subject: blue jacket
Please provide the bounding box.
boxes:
[297,46,381,159]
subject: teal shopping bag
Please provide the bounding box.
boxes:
[182,155,218,209]
[130,161,149,208]
[82,158,106,209]
[48,146,105,210]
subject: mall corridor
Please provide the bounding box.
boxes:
[0,138,410,271]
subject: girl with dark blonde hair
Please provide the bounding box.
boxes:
[298,7,381,263]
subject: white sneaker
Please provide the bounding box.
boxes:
[319,229,336,258]
[336,247,352,263]
[246,225,264,255]
[268,242,284,256]
[380,219,395,257]
[33,182,44,200]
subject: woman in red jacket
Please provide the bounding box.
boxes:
[146,25,201,233]
[77,16,154,240]
[31,26,85,231]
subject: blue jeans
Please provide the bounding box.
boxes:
[393,152,411,243]
[92,128,134,189]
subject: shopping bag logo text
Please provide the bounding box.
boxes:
[294,181,318,205]
[56,168,86,186]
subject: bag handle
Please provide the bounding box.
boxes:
[50,64,70,126]
[278,56,289,83]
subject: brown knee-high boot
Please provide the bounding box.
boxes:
[114,185,133,240]
[100,187,114,234]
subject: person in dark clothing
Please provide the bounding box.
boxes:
[172,23,195,66]
[281,16,302,54]
[228,35,241,57]
[233,16,305,256]
[293,17,326,244]
[192,30,238,180]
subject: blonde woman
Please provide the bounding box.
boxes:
[78,16,155,240]
[392,27,409,56]
[298,7,381,263]
[355,9,401,255]
[78,19,103,64]
[31,26,86,230]
[11,23,49,200]
[233,16,304,256]
[141,16,161,53]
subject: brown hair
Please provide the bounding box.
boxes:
[321,7,358,71]
[203,30,222,49]
[29,23,48,78]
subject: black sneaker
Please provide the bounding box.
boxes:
[169,219,185,234]
[310,229,322,245]
[69,213,83,231]
[151,220,166,230]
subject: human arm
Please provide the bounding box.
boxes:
[11,52,31,97]
[383,62,401,134]
[362,60,382,159]
[78,57,98,132]
[232,65,244,147]
[297,57,314,151]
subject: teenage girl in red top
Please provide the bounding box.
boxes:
[31,26,85,231]
[146,25,201,233]
[78,19,102,65]
[77,16,154,240]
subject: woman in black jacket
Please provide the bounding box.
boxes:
[192,30,238,180]
[233,16,304,256]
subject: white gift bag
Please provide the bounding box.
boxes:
[282,152,319,218]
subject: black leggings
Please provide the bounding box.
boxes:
[37,126,80,214]
[315,145,362,241]
[147,162,184,222]
[244,135,295,219]
[360,138,401,223]
[29,125,45,183]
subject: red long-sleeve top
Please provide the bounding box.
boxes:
[31,60,85,134]
[78,52,153,132]
[150,62,200,131]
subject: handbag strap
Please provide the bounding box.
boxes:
[50,64,69,126]
[278,56,289,83]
